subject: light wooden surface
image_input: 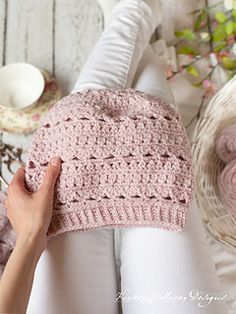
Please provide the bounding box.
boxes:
[0,0,103,184]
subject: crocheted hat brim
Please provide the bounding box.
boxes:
[47,198,186,239]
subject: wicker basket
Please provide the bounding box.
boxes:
[192,74,236,254]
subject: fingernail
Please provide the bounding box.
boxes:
[50,156,61,167]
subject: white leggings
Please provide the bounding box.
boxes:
[27,1,228,313]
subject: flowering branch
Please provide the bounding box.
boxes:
[185,64,218,128]
[168,0,236,128]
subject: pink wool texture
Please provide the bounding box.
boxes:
[24,88,194,239]
[218,159,236,214]
[215,124,236,163]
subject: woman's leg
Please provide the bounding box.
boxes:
[120,199,228,314]
[27,230,119,314]
[119,48,228,314]
[71,0,162,92]
[131,44,175,105]
[28,2,162,313]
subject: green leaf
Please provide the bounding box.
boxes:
[227,69,236,79]
[213,24,227,42]
[194,9,207,31]
[225,21,234,35]
[177,46,198,55]
[186,65,200,77]
[192,80,203,87]
[234,21,236,32]
[175,28,196,41]
[222,57,236,70]
[213,41,227,52]
[232,9,236,19]
[215,11,227,23]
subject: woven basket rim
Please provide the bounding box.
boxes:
[192,74,236,254]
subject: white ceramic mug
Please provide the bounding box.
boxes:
[0,63,45,111]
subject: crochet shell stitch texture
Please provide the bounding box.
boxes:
[24,88,194,239]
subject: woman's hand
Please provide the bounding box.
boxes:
[4,156,61,249]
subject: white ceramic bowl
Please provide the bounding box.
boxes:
[0,63,45,111]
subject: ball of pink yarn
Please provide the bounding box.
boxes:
[216,124,236,163]
[218,159,236,214]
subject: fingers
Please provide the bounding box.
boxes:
[38,156,61,194]
[10,166,27,192]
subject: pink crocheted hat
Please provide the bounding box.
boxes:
[24,88,194,239]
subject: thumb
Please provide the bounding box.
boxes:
[38,156,61,194]
[11,166,28,192]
